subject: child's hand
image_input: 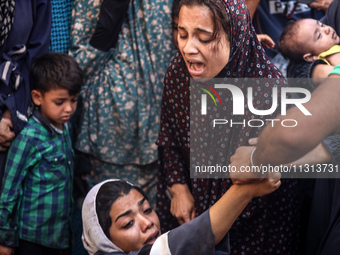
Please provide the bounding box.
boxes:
[257,34,275,49]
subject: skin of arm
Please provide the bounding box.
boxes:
[229,138,332,184]
[210,172,281,245]
[170,183,196,225]
[253,76,340,166]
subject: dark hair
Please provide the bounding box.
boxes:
[172,0,182,19]
[179,0,230,42]
[30,52,84,95]
[278,20,305,63]
[95,181,148,240]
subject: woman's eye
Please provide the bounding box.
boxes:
[144,208,152,214]
[179,34,187,39]
[123,220,134,229]
[72,98,78,103]
[199,39,212,44]
[55,101,63,106]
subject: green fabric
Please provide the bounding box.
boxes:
[70,0,176,166]
[328,64,340,76]
[0,116,73,248]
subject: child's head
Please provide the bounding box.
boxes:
[278,19,340,63]
[172,0,181,48]
[30,53,83,128]
[82,180,161,255]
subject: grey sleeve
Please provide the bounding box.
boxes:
[322,134,340,164]
[167,210,230,255]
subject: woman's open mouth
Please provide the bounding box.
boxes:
[187,60,205,77]
[144,231,160,245]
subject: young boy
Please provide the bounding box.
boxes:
[0,52,83,255]
[278,18,340,65]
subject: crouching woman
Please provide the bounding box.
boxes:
[82,174,280,255]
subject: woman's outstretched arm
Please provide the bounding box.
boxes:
[210,173,281,245]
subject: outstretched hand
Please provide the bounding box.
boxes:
[309,0,333,12]
[246,171,281,198]
[256,34,275,49]
[230,137,266,183]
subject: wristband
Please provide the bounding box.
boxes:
[328,65,340,77]
[250,147,257,166]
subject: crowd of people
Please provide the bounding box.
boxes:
[0,0,340,255]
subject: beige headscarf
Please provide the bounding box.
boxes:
[82,179,127,255]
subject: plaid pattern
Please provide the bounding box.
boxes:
[0,115,74,249]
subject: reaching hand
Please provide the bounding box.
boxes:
[230,145,265,184]
[170,183,196,225]
[309,0,333,12]
[256,34,275,49]
[247,171,281,198]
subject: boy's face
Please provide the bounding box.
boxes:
[32,88,79,129]
[297,19,340,61]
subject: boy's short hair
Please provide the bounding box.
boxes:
[30,52,84,95]
[278,20,305,63]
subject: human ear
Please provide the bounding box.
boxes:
[31,90,42,106]
[303,52,318,62]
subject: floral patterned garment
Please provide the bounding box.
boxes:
[156,0,301,254]
[70,0,175,166]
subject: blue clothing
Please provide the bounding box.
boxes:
[71,0,175,166]
[50,0,73,53]
[0,0,51,190]
[0,110,73,248]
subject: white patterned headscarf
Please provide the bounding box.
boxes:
[0,0,15,47]
[82,179,133,255]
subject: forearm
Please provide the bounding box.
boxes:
[209,185,252,245]
[254,77,340,165]
[288,143,331,166]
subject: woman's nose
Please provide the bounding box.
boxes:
[139,215,153,232]
[182,38,198,55]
